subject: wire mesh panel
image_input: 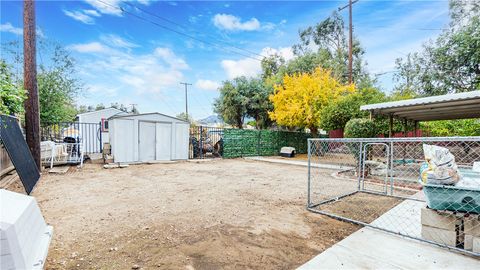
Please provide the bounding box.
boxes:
[40,122,102,154]
[308,137,480,257]
[189,126,223,159]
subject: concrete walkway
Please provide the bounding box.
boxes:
[244,156,354,170]
[299,227,480,269]
[299,193,480,269]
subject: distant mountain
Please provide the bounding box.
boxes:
[197,115,224,125]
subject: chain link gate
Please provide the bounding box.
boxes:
[307,137,480,257]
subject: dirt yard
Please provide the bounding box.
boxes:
[22,159,364,269]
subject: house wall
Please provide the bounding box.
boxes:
[77,108,127,152]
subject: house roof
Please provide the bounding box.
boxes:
[108,112,188,123]
[360,91,480,121]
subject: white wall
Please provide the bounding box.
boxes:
[77,108,127,153]
[109,113,189,163]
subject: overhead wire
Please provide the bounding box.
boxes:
[95,0,263,62]
[121,1,265,59]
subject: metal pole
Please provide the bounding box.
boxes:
[348,0,353,84]
[23,0,41,170]
[180,82,192,119]
[338,0,357,84]
[389,114,393,138]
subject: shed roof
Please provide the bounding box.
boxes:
[108,112,188,123]
[76,107,124,116]
[360,91,480,121]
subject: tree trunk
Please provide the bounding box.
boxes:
[310,127,318,137]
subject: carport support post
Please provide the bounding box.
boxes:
[388,114,393,138]
[414,121,419,137]
[403,119,408,137]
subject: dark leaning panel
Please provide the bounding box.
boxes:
[0,115,40,194]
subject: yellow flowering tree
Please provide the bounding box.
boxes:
[269,67,354,135]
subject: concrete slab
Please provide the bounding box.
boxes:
[48,166,70,174]
[245,156,354,170]
[299,227,480,270]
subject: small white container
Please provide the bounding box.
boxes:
[0,189,53,269]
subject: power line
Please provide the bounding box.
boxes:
[121,1,265,59]
[95,0,263,61]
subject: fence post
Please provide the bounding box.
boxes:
[307,139,311,207]
[199,126,203,159]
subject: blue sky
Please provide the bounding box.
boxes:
[1,0,450,119]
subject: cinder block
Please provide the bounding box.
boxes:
[422,225,457,246]
[421,208,460,231]
[474,237,480,253]
[464,216,480,237]
[465,235,473,251]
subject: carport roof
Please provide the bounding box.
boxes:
[360,91,480,121]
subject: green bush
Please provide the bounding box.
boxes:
[344,118,377,138]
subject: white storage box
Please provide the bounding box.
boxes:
[0,189,53,269]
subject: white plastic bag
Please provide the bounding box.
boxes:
[421,144,460,185]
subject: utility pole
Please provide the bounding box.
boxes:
[23,0,41,170]
[339,0,358,84]
[179,82,192,119]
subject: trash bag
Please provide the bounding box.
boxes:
[420,144,460,185]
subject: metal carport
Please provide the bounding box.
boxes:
[360,91,480,137]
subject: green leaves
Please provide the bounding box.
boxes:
[0,60,26,116]
[214,77,272,129]
[344,118,378,138]
[394,1,480,95]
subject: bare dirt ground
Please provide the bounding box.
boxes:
[21,159,366,269]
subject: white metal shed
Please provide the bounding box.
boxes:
[108,113,189,163]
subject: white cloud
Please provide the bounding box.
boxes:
[260,47,294,61]
[63,10,96,24]
[221,58,260,79]
[70,39,188,95]
[84,9,101,17]
[100,34,139,49]
[221,46,294,79]
[69,42,112,53]
[154,48,189,69]
[84,0,123,16]
[0,22,23,35]
[195,79,220,91]
[213,14,261,31]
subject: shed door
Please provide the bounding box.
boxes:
[156,123,172,160]
[139,121,156,161]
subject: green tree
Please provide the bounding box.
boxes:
[3,40,83,123]
[38,44,82,123]
[395,1,480,95]
[214,77,273,129]
[320,88,387,131]
[0,60,26,115]
[292,11,369,84]
[176,112,194,123]
[214,78,248,128]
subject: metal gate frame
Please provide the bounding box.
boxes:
[307,137,480,257]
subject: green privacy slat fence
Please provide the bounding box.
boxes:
[222,128,326,158]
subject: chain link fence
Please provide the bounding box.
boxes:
[307,137,480,256]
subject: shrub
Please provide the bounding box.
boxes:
[344,118,377,138]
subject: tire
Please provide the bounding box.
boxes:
[190,137,200,158]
